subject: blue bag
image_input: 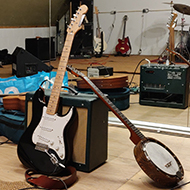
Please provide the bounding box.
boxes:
[0,71,68,143]
[0,71,68,102]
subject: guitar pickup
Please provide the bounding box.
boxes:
[35,142,49,152]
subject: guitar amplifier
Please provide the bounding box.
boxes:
[25,37,56,61]
[26,90,108,172]
[139,64,190,109]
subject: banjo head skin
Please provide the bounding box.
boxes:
[134,137,184,187]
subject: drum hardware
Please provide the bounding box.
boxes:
[163,1,174,9]
[173,4,190,62]
[158,2,177,64]
[159,3,190,63]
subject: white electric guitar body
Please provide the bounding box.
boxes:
[32,106,74,160]
[94,6,107,55]
[94,31,107,53]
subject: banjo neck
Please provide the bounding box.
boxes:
[66,65,145,145]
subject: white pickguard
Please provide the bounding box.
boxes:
[144,142,179,175]
[32,106,73,160]
[94,32,107,53]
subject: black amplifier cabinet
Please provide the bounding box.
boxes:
[12,47,52,77]
[26,90,108,172]
[139,64,190,109]
[25,37,56,61]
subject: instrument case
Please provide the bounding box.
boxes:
[0,105,25,143]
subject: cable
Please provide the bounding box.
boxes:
[19,187,48,190]
[106,13,116,43]
[129,58,150,87]
[0,139,11,145]
[170,180,190,190]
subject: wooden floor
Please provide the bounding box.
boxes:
[0,55,190,190]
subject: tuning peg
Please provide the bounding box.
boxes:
[73,14,77,18]
[71,18,75,22]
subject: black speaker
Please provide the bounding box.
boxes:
[25,37,56,61]
[12,47,52,77]
[139,64,190,108]
[26,90,108,172]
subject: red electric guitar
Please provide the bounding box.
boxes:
[115,15,131,56]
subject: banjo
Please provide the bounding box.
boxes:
[66,65,184,188]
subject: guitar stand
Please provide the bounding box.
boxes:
[156,44,170,64]
[114,52,130,57]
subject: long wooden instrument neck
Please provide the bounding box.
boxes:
[46,34,74,115]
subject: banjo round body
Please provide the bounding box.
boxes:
[134,137,184,187]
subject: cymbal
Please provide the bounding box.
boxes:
[173,4,190,15]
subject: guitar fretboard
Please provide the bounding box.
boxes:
[46,33,74,115]
[45,5,88,115]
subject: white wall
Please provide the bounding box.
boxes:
[94,0,190,55]
[0,1,190,55]
[0,27,56,54]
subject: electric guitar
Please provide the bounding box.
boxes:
[94,6,107,56]
[115,15,131,56]
[17,5,88,176]
[66,65,184,188]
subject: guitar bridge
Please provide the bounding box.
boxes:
[35,142,49,152]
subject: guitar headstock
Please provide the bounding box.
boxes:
[167,12,178,30]
[67,5,88,34]
[123,15,128,21]
[95,6,99,15]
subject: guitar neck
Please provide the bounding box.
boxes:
[47,34,74,115]
[122,20,126,40]
[95,6,101,38]
[67,66,145,145]
[122,15,128,40]
[46,4,88,115]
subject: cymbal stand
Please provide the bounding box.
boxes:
[158,7,176,64]
[175,15,190,61]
